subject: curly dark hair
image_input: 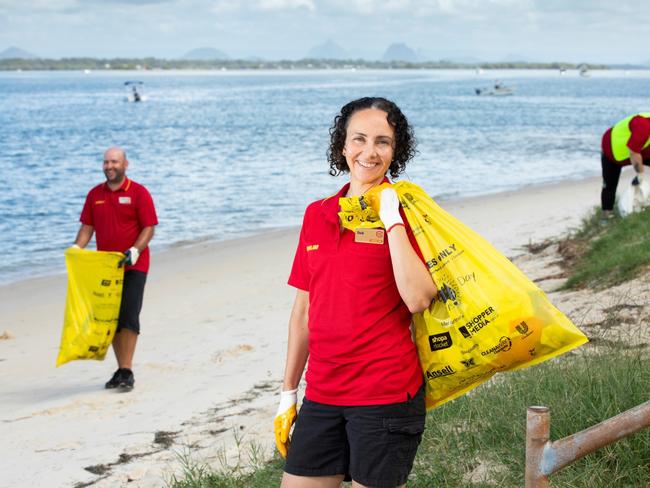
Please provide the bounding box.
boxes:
[327,97,417,178]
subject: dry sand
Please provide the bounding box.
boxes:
[1,174,641,487]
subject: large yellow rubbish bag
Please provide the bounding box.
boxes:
[339,181,588,410]
[56,247,124,367]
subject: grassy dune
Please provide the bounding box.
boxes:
[170,208,650,487]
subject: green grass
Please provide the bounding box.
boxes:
[168,345,650,488]
[410,346,650,487]
[169,457,283,488]
[562,206,650,289]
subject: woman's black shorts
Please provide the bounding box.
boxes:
[117,270,147,334]
[284,385,426,488]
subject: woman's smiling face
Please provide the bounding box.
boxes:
[343,108,395,190]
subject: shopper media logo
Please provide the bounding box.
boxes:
[458,306,497,337]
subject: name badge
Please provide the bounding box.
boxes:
[355,228,385,245]
[118,196,132,204]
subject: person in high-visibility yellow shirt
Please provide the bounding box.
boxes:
[600,113,650,217]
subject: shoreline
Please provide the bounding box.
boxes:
[0,174,603,291]
[0,173,623,487]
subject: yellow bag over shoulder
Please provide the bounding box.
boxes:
[56,247,124,367]
[339,181,588,410]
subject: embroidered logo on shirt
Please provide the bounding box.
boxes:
[306,244,319,252]
[118,196,132,204]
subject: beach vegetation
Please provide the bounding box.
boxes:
[167,454,284,487]
[167,440,284,488]
[169,340,650,487]
[410,344,650,487]
[0,57,611,72]
[561,206,650,289]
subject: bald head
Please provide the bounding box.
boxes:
[103,147,129,188]
[104,147,127,162]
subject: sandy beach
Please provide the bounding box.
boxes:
[1,174,636,487]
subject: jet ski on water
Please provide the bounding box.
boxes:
[475,81,515,96]
[124,81,146,102]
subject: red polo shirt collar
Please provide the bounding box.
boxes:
[103,177,132,192]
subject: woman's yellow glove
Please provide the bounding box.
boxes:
[274,389,297,458]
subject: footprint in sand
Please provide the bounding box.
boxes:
[211,344,254,363]
[31,395,137,418]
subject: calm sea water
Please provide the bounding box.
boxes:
[1,68,649,284]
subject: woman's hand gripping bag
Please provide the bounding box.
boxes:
[341,182,588,411]
[56,247,125,366]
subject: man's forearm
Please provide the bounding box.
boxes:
[630,150,644,173]
[132,226,155,251]
[75,224,94,248]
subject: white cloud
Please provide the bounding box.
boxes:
[321,0,412,15]
[1,0,649,62]
[0,0,79,12]
[210,0,241,14]
[256,0,315,11]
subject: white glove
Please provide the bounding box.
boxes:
[379,187,404,231]
[274,388,298,458]
[126,247,140,266]
[123,246,140,266]
[276,388,297,416]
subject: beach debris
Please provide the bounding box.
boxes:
[84,464,110,475]
[0,330,15,340]
[212,343,254,363]
[153,430,179,449]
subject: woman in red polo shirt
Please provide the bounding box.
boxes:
[275,97,438,488]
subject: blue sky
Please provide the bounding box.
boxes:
[0,0,647,63]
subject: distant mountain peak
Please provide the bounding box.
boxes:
[183,47,229,61]
[382,43,418,62]
[0,46,38,59]
[305,39,348,60]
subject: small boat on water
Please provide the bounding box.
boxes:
[124,81,146,102]
[475,82,515,96]
[578,64,590,78]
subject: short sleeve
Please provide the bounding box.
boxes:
[627,116,650,153]
[137,186,158,227]
[80,190,94,225]
[401,207,426,264]
[287,211,311,291]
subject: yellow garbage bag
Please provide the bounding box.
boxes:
[56,247,124,367]
[339,181,588,410]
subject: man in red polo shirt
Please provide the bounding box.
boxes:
[74,147,158,391]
